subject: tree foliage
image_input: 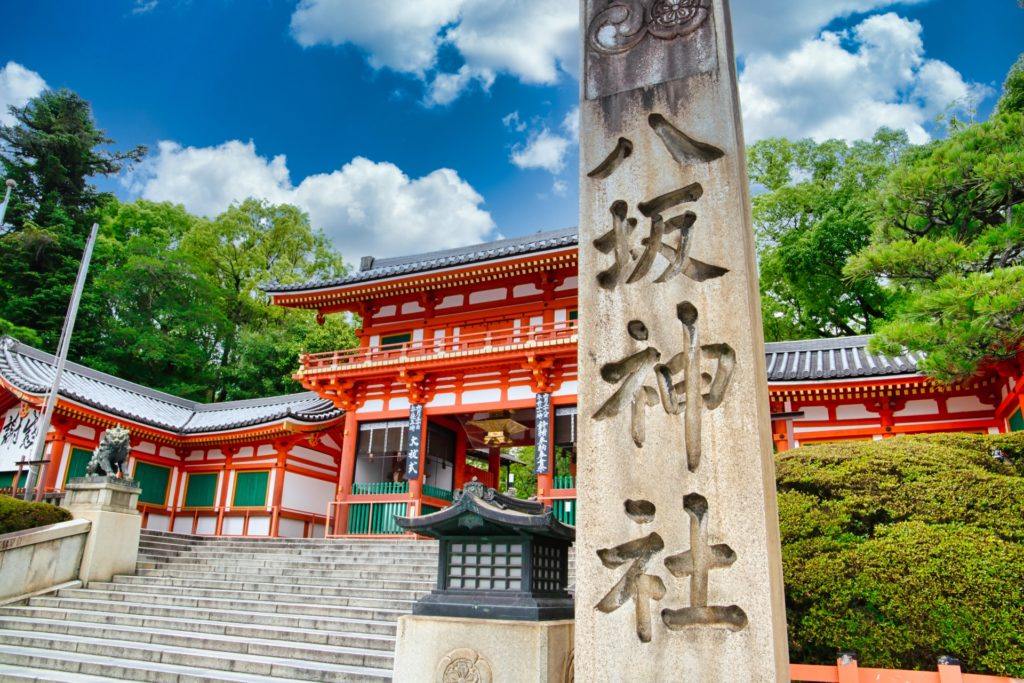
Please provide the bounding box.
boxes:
[778,432,1024,675]
[0,89,356,403]
[846,58,1024,380]
[748,131,902,340]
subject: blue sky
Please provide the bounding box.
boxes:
[1,0,1021,263]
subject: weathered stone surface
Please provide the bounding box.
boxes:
[575,0,789,680]
[62,478,142,584]
[0,519,89,603]
[393,615,573,683]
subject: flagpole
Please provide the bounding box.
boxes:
[26,223,100,501]
[0,179,15,227]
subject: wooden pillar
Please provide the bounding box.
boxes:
[453,424,468,491]
[214,447,235,536]
[336,412,359,533]
[487,447,501,490]
[41,427,68,494]
[836,653,859,683]
[167,449,187,532]
[269,442,288,537]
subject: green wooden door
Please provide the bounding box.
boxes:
[134,461,170,505]
[64,448,92,483]
[1010,409,1024,432]
[232,471,268,507]
[184,472,218,508]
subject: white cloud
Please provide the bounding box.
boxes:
[739,13,983,144]
[290,0,577,105]
[0,62,47,127]
[502,111,526,132]
[730,0,929,56]
[561,106,579,139]
[510,128,571,174]
[127,140,496,260]
[131,0,158,15]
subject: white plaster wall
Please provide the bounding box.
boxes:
[554,309,568,323]
[437,295,463,310]
[290,446,335,468]
[556,276,578,291]
[469,288,507,305]
[67,424,96,440]
[462,389,502,404]
[359,399,385,413]
[429,393,456,407]
[507,385,535,401]
[320,435,339,450]
[312,523,326,538]
[513,283,542,297]
[222,517,244,535]
[375,305,397,318]
[134,441,156,455]
[795,406,829,422]
[247,516,271,536]
[947,395,993,413]
[402,301,425,315]
[195,516,216,535]
[282,473,336,515]
[836,403,876,420]
[553,381,578,397]
[145,514,170,532]
[413,328,425,344]
[369,335,380,348]
[894,399,940,417]
[389,396,411,411]
[172,516,194,534]
[278,517,306,538]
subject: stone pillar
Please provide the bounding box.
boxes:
[534,391,554,498]
[576,1,788,680]
[62,476,142,584]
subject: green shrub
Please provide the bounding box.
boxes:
[778,432,1024,676]
[0,495,72,535]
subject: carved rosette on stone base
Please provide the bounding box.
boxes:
[435,648,493,683]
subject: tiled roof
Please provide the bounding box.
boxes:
[263,226,579,294]
[0,337,341,435]
[764,335,924,382]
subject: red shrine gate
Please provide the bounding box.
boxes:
[1,228,1023,537]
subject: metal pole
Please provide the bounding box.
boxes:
[0,179,15,227]
[26,223,100,501]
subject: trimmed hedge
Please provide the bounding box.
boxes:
[778,432,1024,676]
[0,495,72,535]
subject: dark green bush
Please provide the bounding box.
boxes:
[778,432,1024,676]
[0,495,72,535]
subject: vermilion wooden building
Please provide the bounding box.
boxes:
[2,227,1023,536]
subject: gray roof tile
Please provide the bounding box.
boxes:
[0,337,341,435]
[263,226,579,294]
[763,335,923,382]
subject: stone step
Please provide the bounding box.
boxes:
[0,629,392,682]
[142,555,437,571]
[141,548,437,561]
[112,574,429,600]
[134,565,436,584]
[0,616,395,668]
[0,653,310,683]
[46,589,408,622]
[79,582,419,611]
[0,606,395,650]
[133,569,434,592]
[23,597,397,636]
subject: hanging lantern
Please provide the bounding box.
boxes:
[466,411,529,448]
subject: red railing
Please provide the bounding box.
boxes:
[300,319,578,373]
[791,657,1016,682]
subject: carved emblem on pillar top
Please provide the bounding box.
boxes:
[584,0,718,100]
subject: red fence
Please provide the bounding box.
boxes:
[791,656,1019,682]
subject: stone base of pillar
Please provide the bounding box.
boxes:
[61,476,142,585]
[393,615,574,683]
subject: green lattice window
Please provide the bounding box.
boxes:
[1010,409,1024,432]
[0,472,14,489]
[233,471,268,507]
[184,472,218,508]
[64,447,91,483]
[568,309,578,321]
[134,461,170,506]
[381,333,411,347]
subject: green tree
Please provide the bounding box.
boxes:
[846,57,1024,381]
[748,131,902,341]
[778,432,1024,675]
[180,198,348,400]
[0,89,145,350]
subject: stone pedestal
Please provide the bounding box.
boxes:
[62,476,142,584]
[392,615,574,683]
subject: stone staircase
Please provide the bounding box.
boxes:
[0,529,438,682]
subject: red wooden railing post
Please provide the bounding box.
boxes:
[836,653,859,683]
[937,656,964,683]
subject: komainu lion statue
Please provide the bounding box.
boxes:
[86,427,131,477]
